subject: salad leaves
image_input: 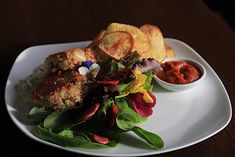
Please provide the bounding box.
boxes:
[132,126,164,149]
[115,98,147,131]
[108,60,125,74]
[142,71,154,91]
[27,107,52,124]
[44,109,73,132]
[27,57,164,150]
[34,125,118,148]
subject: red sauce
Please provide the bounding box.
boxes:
[156,61,201,84]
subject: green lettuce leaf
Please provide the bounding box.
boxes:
[132,126,164,149]
[115,98,146,131]
[33,126,118,148]
[142,71,154,91]
[43,109,78,132]
[97,98,114,121]
[27,107,51,124]
[116,71,154,99]
[107,60,125,74]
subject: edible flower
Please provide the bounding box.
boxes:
[127,92,156,117]
[82,61,93,68]
[78,61,100,77]
[123,70,153,103]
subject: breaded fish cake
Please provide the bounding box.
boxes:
[31,71,87,110]
[45,48,95,73]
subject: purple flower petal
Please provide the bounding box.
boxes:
[83,61,93,68]
[134,58,161,73]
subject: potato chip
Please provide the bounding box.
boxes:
[165,44,176,58]
[105,23,149,53]
[140,24,166,62]
[98,31,134,60]
[88,30,106,48]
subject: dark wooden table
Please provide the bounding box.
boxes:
[1,0,234,156]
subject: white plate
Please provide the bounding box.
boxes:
[5,38,232,156]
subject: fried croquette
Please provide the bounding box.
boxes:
[31,71,87,110]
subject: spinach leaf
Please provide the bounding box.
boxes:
[116,112,143,131]
[27,107,51,124]
[58,129,74,138]
[108,60,125,74]
[34,126,88,147]
[115,98,146,131]
[72,131,119,148]
[115,98,142,118]
[34,126,118,148]
[132,126,164,149]
[44,109,77,132]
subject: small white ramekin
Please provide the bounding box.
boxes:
[154,57,206,91]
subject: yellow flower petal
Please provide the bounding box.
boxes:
[131,87,153,103]
[121,70,153,103]
[142,90,154,103]
[133,70,147,85]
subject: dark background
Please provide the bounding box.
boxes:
[1,0,234,157]
[204,0,235,31]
